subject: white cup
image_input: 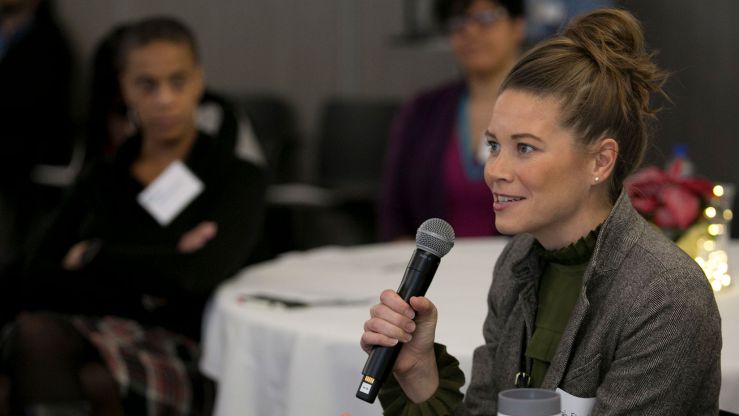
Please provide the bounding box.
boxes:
[497,388,561,416]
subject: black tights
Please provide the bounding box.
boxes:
[1,312,124,415]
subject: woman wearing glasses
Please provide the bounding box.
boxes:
[379,0,525,241]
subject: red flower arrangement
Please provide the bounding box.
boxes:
[625,159,714,240]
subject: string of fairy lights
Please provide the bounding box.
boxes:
[695,184,734,292]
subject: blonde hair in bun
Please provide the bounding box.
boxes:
[500,8,668,202]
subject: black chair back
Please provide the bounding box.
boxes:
[230,93,299,183]
[316,98,400,199]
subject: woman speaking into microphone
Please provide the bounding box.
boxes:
[358,8,721,415]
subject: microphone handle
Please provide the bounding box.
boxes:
[397,249,440,302]
[356,249,440,403]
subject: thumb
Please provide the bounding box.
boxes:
[405,296,438,353]
[408,296,437,323]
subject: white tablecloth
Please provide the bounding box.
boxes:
[200,238,739,416]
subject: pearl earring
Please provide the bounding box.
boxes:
[594,177,600,183]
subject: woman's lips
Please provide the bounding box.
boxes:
[153,116,179,130]
[493,193,525,211]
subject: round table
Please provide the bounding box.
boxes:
[200,237,739,416]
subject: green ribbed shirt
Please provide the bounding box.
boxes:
[525,227,600,387]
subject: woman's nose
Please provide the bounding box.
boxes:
[484,152,512,186]
[155,85,176,105]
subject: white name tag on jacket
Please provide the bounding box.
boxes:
[137,160,204,226]
[556,388,596,416]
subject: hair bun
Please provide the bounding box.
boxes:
[564,8,668,117]
[564,8,646,61]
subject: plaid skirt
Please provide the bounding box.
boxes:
[72,315,204,416]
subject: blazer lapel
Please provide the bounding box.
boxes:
[541,286,592,389]
[511,246,544,385]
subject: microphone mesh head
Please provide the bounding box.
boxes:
[416,218,455,257]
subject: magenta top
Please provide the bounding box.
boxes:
[442,130,497,237]
[380,81,499,240]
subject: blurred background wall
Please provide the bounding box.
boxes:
[621,1,739,181]
[56,0,458,141]
[54,0,739,229]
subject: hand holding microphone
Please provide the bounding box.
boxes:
[356,218,455,403]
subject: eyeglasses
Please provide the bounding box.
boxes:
[447,8,508,33]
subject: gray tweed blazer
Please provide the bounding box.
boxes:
[459,191,722,415]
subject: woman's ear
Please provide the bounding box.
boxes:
[592,137,618,183]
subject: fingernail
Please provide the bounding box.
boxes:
[390,338,399,346]
[406,322,416,332]
[405,334,413,343]
[405,310,415,319]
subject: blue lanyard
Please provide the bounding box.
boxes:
[456,93,484,181]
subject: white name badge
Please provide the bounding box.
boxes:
[556,388,596,416]
[137,160,204,226]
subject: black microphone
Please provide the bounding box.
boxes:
[356,218,455,404]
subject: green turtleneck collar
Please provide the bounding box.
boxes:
[525,224,603,387]
[533,225,602,266]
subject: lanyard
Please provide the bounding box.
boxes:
[455,92,485,181]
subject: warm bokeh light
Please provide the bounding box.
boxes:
[707,224,724,236]
[713,185,725,197]
[703,240,716,251]
[690,184,734,292]
[695,250,731,292]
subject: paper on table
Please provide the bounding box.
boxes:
[238,287,375,308]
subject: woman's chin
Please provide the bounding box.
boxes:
[145,127,192,144]
[493,222,519,236]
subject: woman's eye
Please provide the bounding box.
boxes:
[486,141,500,154]
[136,79,157,93]
[171,76,186,90]
[518,143,535,154]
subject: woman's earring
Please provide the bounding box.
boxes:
[594,176,600,184]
